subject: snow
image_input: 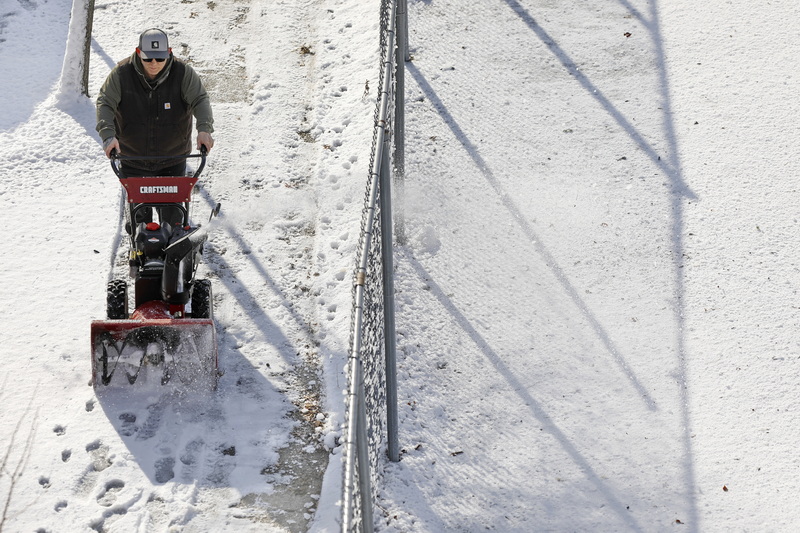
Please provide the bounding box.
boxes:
[375,1,800,531]
[1,0,378,531]
[2,0,800,532]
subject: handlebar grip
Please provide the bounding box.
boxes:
[109,150,123,179]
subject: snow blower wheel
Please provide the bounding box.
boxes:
[107,280,128,319]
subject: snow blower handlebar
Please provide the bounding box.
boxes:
[109,146,207,179]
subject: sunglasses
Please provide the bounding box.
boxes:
[142,57,166,63]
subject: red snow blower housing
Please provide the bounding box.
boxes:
[90,149,220,390]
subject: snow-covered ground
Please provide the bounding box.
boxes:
[1,0,378,531]
[377,0,800,531]
[2,0,800,531]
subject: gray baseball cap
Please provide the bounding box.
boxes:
[138,28,170,59]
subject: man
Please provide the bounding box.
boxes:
[96,28,214,177]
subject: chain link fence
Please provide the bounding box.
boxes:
[342,0,406,531]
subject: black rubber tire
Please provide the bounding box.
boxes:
[107,280,128,319]
[191,279,213,319]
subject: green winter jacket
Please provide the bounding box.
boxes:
[96,53,213,166]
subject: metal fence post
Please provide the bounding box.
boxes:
[394,0,407,246]
[380,137,399,463]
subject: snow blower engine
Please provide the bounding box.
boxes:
[90,149,221,390]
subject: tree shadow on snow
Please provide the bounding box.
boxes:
[192,185,318,358]
[403,0,699,527]
[398,253,646,531]
[494,0,699,528]
[407,61,656,411]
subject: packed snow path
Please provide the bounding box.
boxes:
[0,0,378,531]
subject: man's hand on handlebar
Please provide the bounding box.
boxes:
[197,132,214,153]
[103,137,120,159]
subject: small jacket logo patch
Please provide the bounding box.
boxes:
[164,103,171,110]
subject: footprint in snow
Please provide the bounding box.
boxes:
[179,438,205,482]
[96,479,125,507]
[74,441,111,497]
[180,438,205,466]
[86,440,112,472]
[154,457,175,483]
[136,402,166,441]
[118,412,138,437]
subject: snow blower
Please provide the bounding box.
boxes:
[90,149,221,390]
